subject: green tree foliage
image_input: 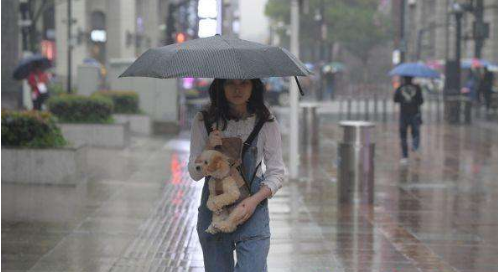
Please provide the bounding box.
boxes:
[265,0,392,63]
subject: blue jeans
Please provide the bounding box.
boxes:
[399,114,421,158]
[196,137,271,272]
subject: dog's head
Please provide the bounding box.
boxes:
[194,150,232,179]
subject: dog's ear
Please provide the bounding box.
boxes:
[207,154,222,173]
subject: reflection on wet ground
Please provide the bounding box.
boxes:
[2,123,498,272]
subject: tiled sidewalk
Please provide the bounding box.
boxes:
[2,121,498,272]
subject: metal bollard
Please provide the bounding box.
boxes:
[339,98,344,121]
[373,95,378,121]
[301,102,320,147]
[436,96,441,122]
[382,98,387,122]
[337,121,375,204]
[364,98,370,121]
[356,99,361,120]
[347,98,352,120]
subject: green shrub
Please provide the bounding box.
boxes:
[46,82,78,97]
[47,82,65,97]
[93,91,140,114]
[47,94,114,123]
[1,110,67,148]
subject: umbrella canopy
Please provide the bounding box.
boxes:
[461,58,495,69]
[389,62,440,78]
[120,35,312,80]
[13,54,52,80]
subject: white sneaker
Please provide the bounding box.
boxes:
[400,158,409,165]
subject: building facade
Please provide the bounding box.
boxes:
[403,0,498,63]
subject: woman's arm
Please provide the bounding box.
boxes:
[260,118,286,198]
[234,185,272,224]
[188,112,208,181]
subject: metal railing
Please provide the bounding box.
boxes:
[317,94,444,124]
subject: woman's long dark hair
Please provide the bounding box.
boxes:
[203,78,273,130]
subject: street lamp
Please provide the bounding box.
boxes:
[444,1,470,124]
[451,2,464,93]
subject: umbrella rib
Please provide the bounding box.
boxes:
[260,48,279,78]
[224,38,248,79]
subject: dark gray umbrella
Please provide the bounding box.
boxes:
[120,35,311,94]
[13,54,52,80]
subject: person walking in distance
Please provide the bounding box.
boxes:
[394,76,424,164]
[27,62,50,110]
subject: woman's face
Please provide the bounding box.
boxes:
[223,79,252,106]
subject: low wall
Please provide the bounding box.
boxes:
[59,122,130,148]
[1,144,87,185]
[113,114,151,136]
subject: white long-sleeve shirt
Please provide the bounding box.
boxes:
[188,112,287,197]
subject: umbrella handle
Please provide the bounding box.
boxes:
[294,76,304,96]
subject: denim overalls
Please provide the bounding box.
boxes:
[196,134,270,272]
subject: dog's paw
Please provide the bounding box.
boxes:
[206,224,219,234]
[207,198,222,213]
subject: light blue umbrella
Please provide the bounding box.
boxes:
[461,59,494,69]
[389,62,440,78]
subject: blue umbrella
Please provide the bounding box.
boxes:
[12,54,52,80]
[461,59,494,69]
[389,62,440,78]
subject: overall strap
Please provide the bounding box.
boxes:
[200,111,213,135]
[242,117,267,157]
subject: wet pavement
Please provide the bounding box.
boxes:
[2,119,498,272]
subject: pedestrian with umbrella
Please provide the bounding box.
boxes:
[389,63,439,165]
[121,35,311,272]
[12,54,52,110]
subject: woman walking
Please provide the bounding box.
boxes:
[188,78,286,272]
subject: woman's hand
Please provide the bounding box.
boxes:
[233,197,259,225]
[233,185,272,225]
[207,129,222,149]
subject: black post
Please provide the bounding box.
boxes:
[399,0,406,63]
[19,0,31,52]
[67,0,72,94]
[474,0,484,58]
[415,28,424,61]
[318,0,325,101]
[320,0,325,62]
[455,12,462,93]
[444,9,464,124]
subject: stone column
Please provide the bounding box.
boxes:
[107,0,136,60]
[1,0,21,108]
[55,0,88,89]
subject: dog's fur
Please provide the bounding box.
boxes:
[195,149,246,234]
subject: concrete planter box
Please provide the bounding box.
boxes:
[59,122,130,148]
[113,114,151,136]
[1,144,87,185]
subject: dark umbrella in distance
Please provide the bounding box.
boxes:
[13,54,52,80]
[120,35,312,95]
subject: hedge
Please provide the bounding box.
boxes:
[1,110,67,148]
[93,91,140,114]
[47,94,114,123]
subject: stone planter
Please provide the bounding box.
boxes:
[1,144,87,185]
[113,114,151,136]
[59,121,130,148]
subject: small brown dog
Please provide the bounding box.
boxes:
[195,149,249,234]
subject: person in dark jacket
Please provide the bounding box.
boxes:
[480,67,494,111]
[394,76,424,164]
